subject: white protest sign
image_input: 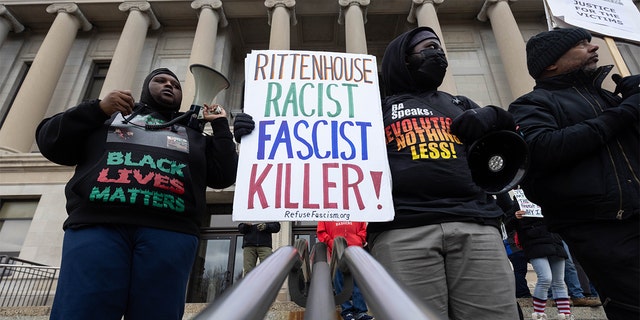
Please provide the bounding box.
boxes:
[545,0,640,43]
[512,189,543,218]
[233,50,394,222]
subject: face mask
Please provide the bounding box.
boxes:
[406,49,448,91]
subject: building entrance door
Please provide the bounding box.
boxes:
[186,233,243,303]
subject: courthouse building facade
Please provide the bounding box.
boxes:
[0,0,638,304]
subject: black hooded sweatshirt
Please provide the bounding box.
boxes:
[35,69,238,236]
[368,27,504,233]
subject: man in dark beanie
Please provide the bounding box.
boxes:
[36,68,251,320]
[367,26,520,319]
[509,28,639,320]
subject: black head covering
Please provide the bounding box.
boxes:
[407,29,440,52]
[139,68,181,112]
[381,26,443,96]
[526,28,592,79]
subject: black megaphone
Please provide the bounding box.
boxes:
[466,130,528,194]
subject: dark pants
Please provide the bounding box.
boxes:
[559,218,639,320]
[508,250,531,298]
[334,269,368,316]
[50,225,198,320]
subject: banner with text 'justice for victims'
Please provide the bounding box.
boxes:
[544,0,640,43]
[232,50,394,222]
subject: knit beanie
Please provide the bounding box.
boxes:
[407,27,440,52]
[526,28,592,78]
[140,68,181,111]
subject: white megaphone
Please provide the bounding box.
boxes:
[187,64,230,131]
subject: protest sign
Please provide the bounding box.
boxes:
[232,50,394,222]
[544,0,640,43]
[512,189,543,218]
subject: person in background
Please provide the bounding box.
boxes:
[512,207,574,320]
[508,27,639,320]
[560,241,601,307]
[36,68,244,320]
[496,192,532,300]
[317,221,373,320]
[367,26,519,319]
[570,252,599,299]
[238,222,281,275]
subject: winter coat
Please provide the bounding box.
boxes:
[508,66,639,231]
[513,216,568,261]
[238,222,281,248]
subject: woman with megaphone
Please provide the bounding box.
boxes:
[36,67,251,320]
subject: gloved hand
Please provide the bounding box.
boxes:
[450,105,515,144]
[599,94,639,138]
[612,74,640,99]
[257,223,266,231]
[233,112,255,143]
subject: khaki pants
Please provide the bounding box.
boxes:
[243,246,273,275]
[369,222,519,320]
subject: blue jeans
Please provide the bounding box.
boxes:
[334,269,368,315]
[50,225,198,320]
[369,222,519,320]
[563,241,584,298]
[530,256,568,300]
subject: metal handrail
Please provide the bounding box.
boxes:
[193,246,300,320]
[288,238,311,306]
[303,242,338,320]
[193,236,442,320]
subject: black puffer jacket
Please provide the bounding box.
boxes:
[508,66,639,231]
[514,214,568,261]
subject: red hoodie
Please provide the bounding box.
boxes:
[317,221,367,256]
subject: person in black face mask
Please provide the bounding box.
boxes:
[405,31,448,91]
[367,27,520,320]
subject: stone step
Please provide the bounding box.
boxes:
[0,301,608,320]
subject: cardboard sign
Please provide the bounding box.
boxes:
[545,0,640,43]
[513,189,543,218]
[232,50,394,222]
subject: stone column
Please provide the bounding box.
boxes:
[182,0,228,110]
[99,1,160,98]
[478,0,533,99]
[265,0,296,50]
[408,0,457,94]
[0,3,91,153]
[0,5,24,47]
[262,1,297,263]
[338,0,369,54]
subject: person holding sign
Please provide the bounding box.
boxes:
[509,199,574,320]
[508,27,639,320]
[36,68,241,320]
[366,26,520,319]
